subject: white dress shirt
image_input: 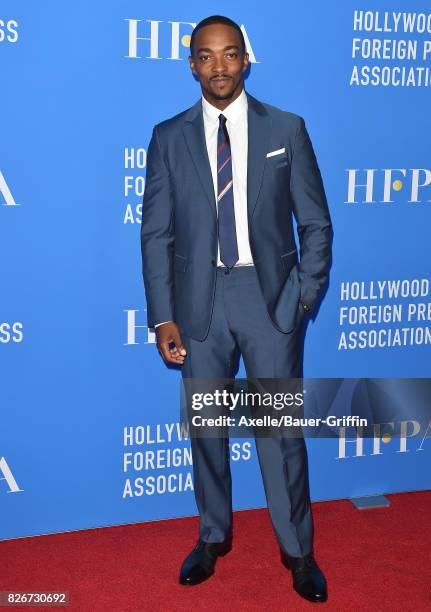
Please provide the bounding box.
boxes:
[201,87,253,267]
[155,88,253,328]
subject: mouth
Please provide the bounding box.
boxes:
[211,77,231,86]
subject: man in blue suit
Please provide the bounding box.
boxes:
[141,15,332,602]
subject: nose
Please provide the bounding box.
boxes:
[212,55,227,74]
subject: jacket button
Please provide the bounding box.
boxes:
[211,259,216,267]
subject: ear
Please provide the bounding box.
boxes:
[189,55,197,76]
[242,52,250,73]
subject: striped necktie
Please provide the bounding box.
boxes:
[217,113,238,268]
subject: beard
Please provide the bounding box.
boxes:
[208,79,236,100]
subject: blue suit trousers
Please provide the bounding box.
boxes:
[180,264,313,557]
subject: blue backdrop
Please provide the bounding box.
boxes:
[1,0,430,540]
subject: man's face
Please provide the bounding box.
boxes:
[189,23,249,104]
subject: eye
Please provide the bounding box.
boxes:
[199,55,211,61]
[225,52,238,59]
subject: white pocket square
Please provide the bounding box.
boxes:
[266,147,286,158]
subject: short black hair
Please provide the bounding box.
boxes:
[189,15,246,56]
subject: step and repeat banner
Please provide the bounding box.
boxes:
[1,1,430,540]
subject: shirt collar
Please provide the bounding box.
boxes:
[201,87,248,126]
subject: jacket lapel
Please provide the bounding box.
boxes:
[182,91,271,221]
[246,92,271,221]
[182,100,217,218]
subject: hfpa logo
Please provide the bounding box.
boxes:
[124,309,156,345]
[124,19,259,62]
[0,457,23,493]
[337,419,431,459]
[0,171,18,206]
[345,168,431,203]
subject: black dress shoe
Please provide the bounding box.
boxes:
[180,537,232,585]
[281,551,327,603]
[179,537,232,585]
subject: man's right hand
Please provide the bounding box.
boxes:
[155,322,187,365]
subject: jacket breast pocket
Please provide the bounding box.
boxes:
[266,150,289,170]
[173,253,187,273]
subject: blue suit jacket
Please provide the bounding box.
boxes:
[141,91,332,341]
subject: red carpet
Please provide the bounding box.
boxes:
[0,491,430,611]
